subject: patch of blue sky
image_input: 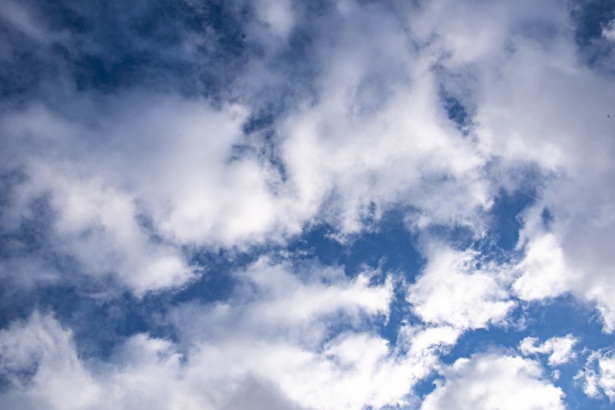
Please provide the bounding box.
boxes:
[486,188,538,251]
[571,0,615,71]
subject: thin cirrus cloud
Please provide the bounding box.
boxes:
[0,0,614,409]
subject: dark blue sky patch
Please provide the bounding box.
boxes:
[4,196,55,254]
[442,295,612,366]
[0,214,426,363]
[447,299,582,356]
[0,279,166,360]
[440,323,524,367]
[301,0,337,18]
[22,283,185,360]
[412,372,441,401]
[25,0,89,34]
[571,0,615,45]
[433,63,480,135]
[380,283,416,345]
[569,0,615,70]
[287,210,425,279]
[441,94,470,132]
[488,188,538,251]
[0,0,251,99]
[420,223,477,253]
[0,189,57,281]
[174,247,260,305]
[541,207,554,229]
[240,108,290,183]
[242,108,277,135]
[0,170,29,221]
[0,23,53,99]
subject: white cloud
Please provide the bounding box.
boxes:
[406,0,567,67]
[466,9,615,331]
[0,96,289,294]
[511,175,615,332]
[0,312,101,410]
[407,0,615,332]
[219,257,393,333]
[519,334,578,366]
[4,1,615,408]
[279,34,491,235]
[407,246,514,330]
[0,2,496,294]
[254,0,295,40]
[512,232,574,301]
[577,349,615,403]
[603,19,615,43]
[0,0,612,322]
[167,258,445,410]
[421,353,565,410]
[0,260,460,410]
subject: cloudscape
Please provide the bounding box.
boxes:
[1,0,615,408]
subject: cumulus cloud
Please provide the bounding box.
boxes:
[577,349,615,403]
[0,97,266,294]
[519,334,578,366]
[512,233,573,301]
[406,0,567,67]
[277,5,491,234]
[603,19,615,43]
[407,246,514,331]
[0,312,101,410]
[167,258,443,410]
[467,8,615,331]
[421,353,566,410]
[409,0,615,332]
[0,0,496,297]
[0,1,495,294]
[0,259,461,410]
[2,0,615,408]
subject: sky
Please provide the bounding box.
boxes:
[0,0,615,409]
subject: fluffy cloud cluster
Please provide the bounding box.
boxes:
[411,0,615,333]
[1,0,613,319]
[1,0,615,408]
[421,353,565,410]
[0,0,496,296]
[0,259,463,410]
[519,334,578,366]
[0,97,273,294]
[577,349,615,403]
[407,246,514,331]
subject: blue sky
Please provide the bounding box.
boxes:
[1,0,615,409]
